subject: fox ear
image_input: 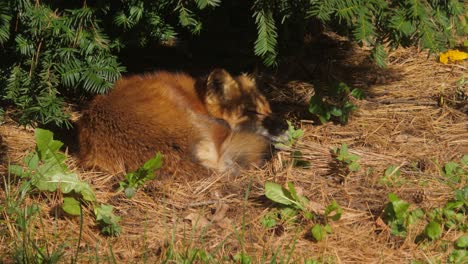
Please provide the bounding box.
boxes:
[206,69,240,102]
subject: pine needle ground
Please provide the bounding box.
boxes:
[0,40,466,263]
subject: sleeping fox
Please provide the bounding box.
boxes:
[77,69,286,177]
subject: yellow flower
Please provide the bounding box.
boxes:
[439,49,468,64]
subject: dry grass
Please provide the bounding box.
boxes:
[0,41,466,263]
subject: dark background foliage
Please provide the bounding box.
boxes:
[0,0,466,127]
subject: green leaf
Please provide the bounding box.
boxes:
[424,221,442,240]
[329,107,343,117]
[455,236,468,249]
[444,162,461,176]
[124,187,136,199]
[24,153,39,169]
[311,224,327,241]
[8,165,25,177]
[35,129,64,161]
[264,182,297,206]
[350,88,365,99]
[287,182,301,204]
[62,197,81,216]
[260,215,277,228]
[95,204,121,236]
[325,200,342,221]
[142,152,163,172]
[449,249,467,264]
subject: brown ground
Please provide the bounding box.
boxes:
[0,37,467,263]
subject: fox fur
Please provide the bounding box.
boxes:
[77,69,284,177]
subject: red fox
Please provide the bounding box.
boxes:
[77,69,286,177]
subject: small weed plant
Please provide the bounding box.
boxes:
[383,186,467,263]
[118,152,163,198]
[8,129,121,236]
[263,182,342,242]
[382,193,424,237]
[380,165,405,187]
[333,143,361,172]
[441,155,467,186]
[274,121,304,151]
[274,121,310,168]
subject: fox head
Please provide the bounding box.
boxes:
[197,69,287,141]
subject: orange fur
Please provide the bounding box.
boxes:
[77,70,277,178]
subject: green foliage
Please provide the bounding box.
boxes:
[383,186,467,244]
[9,128,121,236]
[255,0,466,66]
[442,156,467,185]
[449,249,467,264]
[311,200,343,242]
[95,204,122,236]
[234,252,253,264]
[456,236,468,249]
[263,182,342,242]
[273,122,310,168]
[382,193,422,237]
[274,121,304,150]
[333,143,361,172]
[9,129,96,204]
[309,82,364,124]
[424,221,442,240]
[0,2,126,127]
[118,153,163,198]
[380,165,406,187]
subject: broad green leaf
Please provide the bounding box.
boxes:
[387,193,410,219]
[8,165,25,177]
[264,182,296,206]
[424,221,442,240]
[311,224,327,241]
[449,249,467,264]
[392,199,410,219]
[455,236,468,249]
[142,152,163,171]
[287,182,301,204]
[444,162,461,176]
[125,187,136,199]
[24,153,39,169]
[35,129,64,161]
[325,200,342,221]
[62,197,81,215]
[33,172,77,193]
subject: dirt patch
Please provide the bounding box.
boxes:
[0,41,466,262]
